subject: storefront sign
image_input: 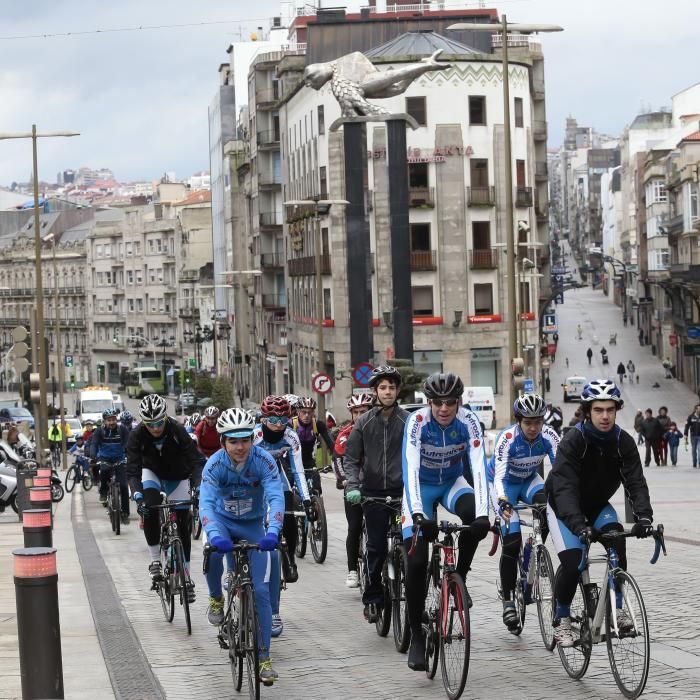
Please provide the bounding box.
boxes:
[467,314,502,324]
[368,145,474,161]
[471,347,501,361]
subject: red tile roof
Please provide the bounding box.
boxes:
[173,190,211,206]
[682,130,700,141]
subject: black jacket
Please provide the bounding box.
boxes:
[684,412,700,438]
[545,423,653,535]
[343,405,408,496]
[639,416,663,442]
[127,418,205,492]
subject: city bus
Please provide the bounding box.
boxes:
[124,367,164,398]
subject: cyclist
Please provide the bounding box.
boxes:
[47,418,71,467]
[489,393,559,631]
[185,413,201,439]
[127,394,204,600]
[119,410,135,433]
[333,392,375,588]
[293,395,335,494]
[90,409,130,524]
[194,405,221,458]
[68,435,90,476]
[546,380,654,647]
[200,408,284,686]
[343,365,407,622]
[282,394,299,419]
[402,372,490,671]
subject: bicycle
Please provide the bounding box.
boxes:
[204,541,282,698]
[362,496,410,651]
[489,502,556,647]
[64,459,93,493]
[190,485,202,540]
[294,468,328,563]
[147,494,195,635]
[99,460,125,535]
[412,520,471,700]
[357,517,368,597]
[555,525,666,699]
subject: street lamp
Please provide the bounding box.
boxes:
[153,332,175,389]
[0,126,79,464]
[448,17,563,411]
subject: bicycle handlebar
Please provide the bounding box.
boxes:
[577,524,666,572]
[202,541,286,574]
[146,500,193,510]
[361,496,402,508]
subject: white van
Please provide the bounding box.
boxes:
[411,386,497,430]
[562,376,587,403]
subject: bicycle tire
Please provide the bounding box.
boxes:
[156,561,171,624]
[51,482,65,503]
[107,488,116,533]
[439,572,471,700]
[375,559,392,637]
[65,466,78,493]
[309,495,328,563]
[358,525,368,596]
[227,590,244,691]
[172,540,192,635]
[295,514,308,558]
[192,510,202,540]
[510,549,527,636]
[556,572,591,680]
[82,472,93,491]
[393,546,411,653]
[536,545,556,651]
[605,570,650,699]
[112,483,121,536]
[242,584,260,699]
[166,550,176,623]
[424,558,440,678]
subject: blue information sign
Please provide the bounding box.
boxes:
[688,326,700,340]
[523,378,535,393]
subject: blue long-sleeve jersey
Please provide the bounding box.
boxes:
[488,423,559,499]
[403,406,488,518]
[253,424,310,501]
[90,425,129,462]
[199,444,285,541]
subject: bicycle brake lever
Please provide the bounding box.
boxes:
[488,526,499,557]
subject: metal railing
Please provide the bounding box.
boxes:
[408,186,435,207]
[288,254,331,276]
[515,186,533,208]
[467,186,495,207]
[257,130,280,146]
[261,252,285,268]
[410,250,436,271]
[469,249,498,269]
[492,33,536,49]
[262,294,286,309]
[259,212,283,227]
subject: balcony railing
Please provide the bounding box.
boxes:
[288,254,331,276]
[257,130,280,147]
[515,186,533,208]
[255,87,279,105]
[408,186,435,207]
[178,305,199,318]
[261,252,285,268]
[410,250,436,271]
[467,186,495,207]
[259,212,282,227]
[262,294,286,309]
[469,249,498,269]
[259,171,282,187]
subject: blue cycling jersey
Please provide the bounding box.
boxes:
[488,423,559,499]
[199,444,285,541]
[403,406,488,518]
[252,424,310,501]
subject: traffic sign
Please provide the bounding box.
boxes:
[311,372,334,394]
[688,326,700,340]
[188,357,196,368]
[65,354,73,368]
[352,362,374,386]
[543,313,557,333]
[523,378,535,393]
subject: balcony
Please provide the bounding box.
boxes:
[535,161,548,181]
[178,269,199,283]
[257,130,280,148]
[260,252,285,268]
[255,87,279,108]
[467,186,495,207]
[288,254,331,276]
[533,120,547,140]
[469,249,498,269]
[532,78,545,100]
[410,250,436,271]
[0,317,21,326]
[178,305,200,320]
[262,294,286,309]
[515,186,533,208]
[259,212,283,228]
[259,171,282,189]
[408,186,435,208]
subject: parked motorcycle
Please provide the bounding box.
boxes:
[0,461,18,514]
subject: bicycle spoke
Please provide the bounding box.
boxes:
[556,579,591,680]
[439,573,470,700]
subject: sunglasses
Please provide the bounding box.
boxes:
[264,416,287,426]
[431,398,459,407]
[144,419,166,428]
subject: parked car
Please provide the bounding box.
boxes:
[0,398,20,410]
[0,406,35,430]
[562,375,587,403]
[62,416,84,446]
[175,392,196,415]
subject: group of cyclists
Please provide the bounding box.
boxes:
[73,362,656,689]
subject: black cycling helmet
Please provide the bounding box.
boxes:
[368,365,402,388]
[423,372,464,400]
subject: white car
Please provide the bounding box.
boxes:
[562,376,587,403]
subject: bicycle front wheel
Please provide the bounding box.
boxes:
[536,545,556,651]
[111,484,121,535]
[606,570,650,699]
[424,560,440,679]
[392,546,411,653]
[309,495,328,563]
[358,526,368,597]
[65,466,79,493]
[172,540,192,635]
[295,514,307,558]
[556,574,591,680]
[241,584,260,699]
[192,507,202,540]
[375,560,392,637]
[439,572,471,700]
[82,472,93,491]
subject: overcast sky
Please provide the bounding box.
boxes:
[1,0,698,186]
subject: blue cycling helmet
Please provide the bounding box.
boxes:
[580,379,623,407]
[120,410,134,424]
[102,408,119,419]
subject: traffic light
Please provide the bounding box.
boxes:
[30,372,41,405]
[511,357,526,392]
[70,374,76,390]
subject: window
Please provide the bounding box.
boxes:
[128,299,135,312]
[514,97,524,127]
[410,223,431,251]
[520,280,531,313]
[472,221,491,249]
[317,105,325,135]
[136,270,143,284]
[469,95,486,125]
[647,179,668,204]
[134,242,141,255]
[323,288,332,320]
[137,298,143,312]
[412,286,434,316]
[648,249,670,271]
[516,160,526,187]
[319,166,327,197]
[406,96,427,126]
[470,159,489,187]
[409,162,429,188]
[127,270,134,284]
[471,348,501,394]
[148,239,154,253]
[321,227,329,256]
[95,244,102,258]
[474,283,493,315]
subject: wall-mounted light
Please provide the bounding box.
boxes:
[452,310,463,328]
[382,310,393,329]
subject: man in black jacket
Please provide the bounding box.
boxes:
[684,404,700,468]
[343,366,407,623]
[127,394,205,597]
[546,380,653,648]
[639,408,663,466]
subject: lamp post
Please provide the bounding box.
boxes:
[154,333,175,391]
[448,17,563,412]
[198,285,232,376]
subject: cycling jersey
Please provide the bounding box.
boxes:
[90,424,129,462]
[403,406,488,518]
[293,416,334,466]
[194,420,220,458]
[332,423,353,483]
[199,444,285,540]
[253,424,310,501]
[489,423,559,500]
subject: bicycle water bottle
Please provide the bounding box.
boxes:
[521,538,533,603]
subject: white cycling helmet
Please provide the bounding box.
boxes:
[138,394,167,422]
[580,379,624,407]
[347,393,375,410]
[216,407,255,438]
[513,393,547,419]
[204,405,220,418]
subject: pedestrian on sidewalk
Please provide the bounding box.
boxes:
[623,312,628,327]
[586,347,593,366]
[663,422,683,466]
[640,409,662,467]
[662,357,674,379]
[683,404,700,468]
[577,324,583,340]
[616,362,625,384]
[638,329,644,346]
[657,406,672,466]
[633,409,644,445]
[600,346,609,365]
[626,360,636,384]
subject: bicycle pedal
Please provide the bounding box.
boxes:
[217,634,229,650]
